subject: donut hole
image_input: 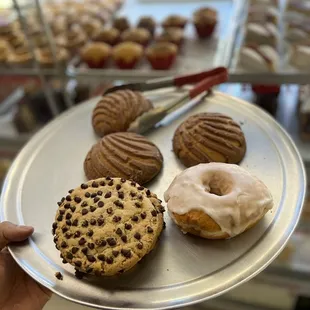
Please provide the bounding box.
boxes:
[203,173,232,196]
[209,183,224,196]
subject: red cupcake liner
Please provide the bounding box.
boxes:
[147,54,176,70]
[194,23,216,39]
[114,58,140,69]
[84,58,109,69]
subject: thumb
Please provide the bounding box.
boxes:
[0,221,34,250]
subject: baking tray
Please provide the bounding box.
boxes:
[67,0,243,82]
[0,89,305,309]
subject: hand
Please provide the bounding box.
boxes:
[0,221,52,310]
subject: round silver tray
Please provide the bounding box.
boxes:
[0,90,305,310]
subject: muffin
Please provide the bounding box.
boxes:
[113,16,130,32]
[112,42,143,69]
[79,15,103,39]
[156,27,184,47]
[193,7,217,39]
[81,42,111,69]
[162,15,187,29]
[35,47,69,69]
[146,42,178,70]
[93,28,120,46]
[7,47,33,68]
[137,16,156,37]
[121,28,151,46]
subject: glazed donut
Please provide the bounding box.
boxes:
[164,163,273,239]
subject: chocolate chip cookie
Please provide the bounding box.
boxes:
[52,178,165,276]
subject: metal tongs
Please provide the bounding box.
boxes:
[124,67,228,134]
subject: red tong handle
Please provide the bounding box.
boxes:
[189,67,228,99]
[174,67,228,87]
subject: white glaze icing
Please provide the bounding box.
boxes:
[164,163,274,238]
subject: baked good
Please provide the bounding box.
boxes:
[173,113,246,167]
[245,22,278,46]
[238,44,279,72]
[121,28,151,46]
[113,16,130,32]
[35,47,69,68]
[290,42,310,70]
[164,163,273,239]
[81,42,111,69]
[52,177,165,276]
[155,27,184,47]
[193,7,217,39]
[247,6,279,24]
[79,15,102,39]
[146,42,178,70]
[137,16,156,37]
[7,47,33,68]
[0,40,9,65]
[162,15,187,29]
[93,28,120,46]
[287,0,310,16]
[112,42,143,69]
[286,21,310,43]
[84,132,163,184]
[92,90,153,136]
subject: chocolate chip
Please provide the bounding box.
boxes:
[118,192,124,199]
[138,195,143,200]
[82,247,88,254]
[70,206,76,212]
[87,255,96,262]
[87,230,93,237]
[106,176,111,180]
[61,241,67,248]
[79,238,86,245]
[61,197,65,202]
[72,247,79,254]
[141,212,146,219]
[97,190,103,196]
[85,192,90,198]
[114,200,123,208]
[135,202,141,208]
[88,243,95,250]
[121,235,127,243]
[93,197,100,203]
[107,207,113,214]
[59,209,65,215]
[107,238,116,246]
[151,210,157,217]
[91,192,97,198]
[98,254,105,261]
[131,181,136,186]
[113,216,121,222]
[75,261,82,267]
[90,206,96,212]
[90,219,96,225]
[81,183,88,189]
[106,257,113,264]
[121,249,132,258]
[98,201,104,208]
[100,181,106,186]
[67,252,73,259]
[74,231,81,238]
[100,239,107,246]
[82,209,88,215]
[66,213,72,220]
[97,218,104,226]
[132,215,138,222]
[55,272,63,280]
[72,219,78,226]
[69,189,74,194]
[134,232,141,240]
[65,233,72,239]
[52,222,57,229]
[53,236,58,243]
[62,227,68,233]
[121,178,126,183]
[116,228,122,235]
[146,189,151,196]
[57,215,63,221]
[66,220,72,226]
[112,250,119,257]
[92,181,99,188]
[57,201,62,206]
[125,223,132,230]
[137,243,143,249]
[105,192,111,198]
[108,180,114,186]
[130,191,136,197]
[75,270,84,279]
[81,201,88,207]
[147,227,153,233]
[159,206,165,213]
[82,220,88,227]
[64,203,70,209]
[66,195,72,201]
[86,267,93,274]
[116,184,121,190]
[138,186,144,190]
[74,196,82,203]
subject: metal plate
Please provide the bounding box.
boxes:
[0,90,306,310]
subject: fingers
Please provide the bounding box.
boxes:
[0,221,34,251]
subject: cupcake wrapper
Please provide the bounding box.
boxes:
[114,58,139,69]
[194,23,216,39]
[85,58,109,69]
[147,54,176,70]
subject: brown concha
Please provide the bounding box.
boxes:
[92,90,153,137]
[84,132,163,185]
[173,113,246,167]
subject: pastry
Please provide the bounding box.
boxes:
[84,132,163,184]
[173,113,246,167]
[81,42,111,69]
[52,177,165,276]
[164,163,273,239]
[7,47,33,68]
[287,0,310,16]
[290,43,310,70]
[193,7,217,39]
[79,15,103,39]
[286,21,310,42]
[146,42,178,70]
[137,16,156,37]
[113,16,130,32]
[162,15,187,29]
[35,47,69,68]
[245,22,278,46]
[155,27,184,48]
[121,28,151,46]
[247,6,279,24]
[92,90,153,136]
[112,42,143,69]
[93,28,120,46]
[238,44,279,72]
